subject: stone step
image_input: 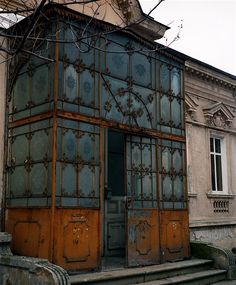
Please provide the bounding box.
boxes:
[70,259,214,285]
[136,269,227,285]
[210,281,236,285]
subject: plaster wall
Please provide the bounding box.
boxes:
[185,60,236,250]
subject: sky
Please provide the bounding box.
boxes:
[139,0,236,76]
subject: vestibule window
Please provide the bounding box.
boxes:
[210,137,226,193]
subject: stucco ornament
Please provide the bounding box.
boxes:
[203,102,234,129]
[185,93,198,121]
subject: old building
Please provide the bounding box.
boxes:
[3,0,189,273]
[185,58,236,250]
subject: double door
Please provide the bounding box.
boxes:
[104,130,159,267]
[104,130,189,267]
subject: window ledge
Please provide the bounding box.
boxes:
[188,192,198,198]
[206,193,236,199]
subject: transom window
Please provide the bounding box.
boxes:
[210,137,227,193]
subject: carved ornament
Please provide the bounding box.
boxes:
[203,102,234,128]
[185,93,198,121]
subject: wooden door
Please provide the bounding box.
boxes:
[126,135,160,267]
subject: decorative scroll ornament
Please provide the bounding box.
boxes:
[185,93,198,121]
[203,102,234,128]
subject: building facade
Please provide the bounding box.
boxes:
[3,1,189,272]
[185,59,236,251]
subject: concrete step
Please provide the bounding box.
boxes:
[70,259,214,285]
[136,269,227,285]
[210,281,236,285]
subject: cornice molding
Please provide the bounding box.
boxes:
[185,66,236,93]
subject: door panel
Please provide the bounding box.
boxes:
[160,210,190,262]
[105,196,125,256]
[54,209,100,271]
[127,209,160,266]
[126,135,160,266]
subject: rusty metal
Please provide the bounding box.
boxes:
[58,110,186,143]
[50,25,60,263]
[8,111,53,129]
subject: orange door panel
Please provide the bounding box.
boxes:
[5,209,51,259]
[127,209,160,267]
[160,210,190,262]
[53,208,101,271]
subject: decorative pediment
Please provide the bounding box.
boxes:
[185,93,198,121]
[203,102,235,128]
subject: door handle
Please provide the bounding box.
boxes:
[125,196,132,209]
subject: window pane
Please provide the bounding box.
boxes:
[211,154,216,191]
[216,155,223,191]
[210,138,214,152]
[215,139,221,153]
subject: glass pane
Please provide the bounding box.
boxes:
[211,154,216,191]
[64,28,79,62]
[107,43,129,79]
[131,173,142,200]
[174,176,182,200]
[31,130,49,161]
[173,149,181,173]
[32,65,49,104]
[210,137,214,152]
[14,73,29,111]
[142,174,152,200]
[132,53,151,86]
[171,98,181,127]
[80,70,94,106]
[163,176,172,200]
[10,166,26,197]
[62,163,76,196]
[171,67,180,96]
[215,139,221,153]
[216,155,223,191]
[162,148,171,172]
[63,129,77,161]
[29,163,47,196]
[142,143,151,168]
[12,135,28,164]
[79,132,94,163]
[64,65,77,101]
[160,63,169,92]
[79,165,94,198]
[80,41,94,67]
[161,95,170,124]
